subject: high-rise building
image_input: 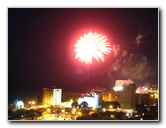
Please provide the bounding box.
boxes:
[113,79,134,91]
[43,87,62,106]
[43,88,53,105]
[119,83,136,110]
[148,85,158,106]
[52,89,62,105]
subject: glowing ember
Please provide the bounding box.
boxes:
[74,31,111,64]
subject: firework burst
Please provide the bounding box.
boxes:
[74,31,111,64]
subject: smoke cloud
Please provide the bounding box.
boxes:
[106,43,157,87]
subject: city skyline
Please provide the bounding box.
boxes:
[8,8,158,103]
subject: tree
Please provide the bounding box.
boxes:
[79,101,88,108]
[71,100,78,108]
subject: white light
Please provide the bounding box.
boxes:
[126,113,129,116]
[113,86,123,91]
[16,101,24,109]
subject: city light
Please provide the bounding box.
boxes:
[109,105,113,109]
[16,101,24,109]
[8,8,158,121]
[113,86,123,91]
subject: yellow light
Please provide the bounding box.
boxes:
[32,101,35,104]
[72,108,77,114]
[154,93,158,99]
[78,112,82,116]
[102,108,106,112]
[126,113,129,116]
[70,99,73,103]
[144,87,148,91]
[151,94,153,97]
[110,105,113,109]
[72,108,76,112]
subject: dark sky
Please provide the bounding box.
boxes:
[8,8,158,102]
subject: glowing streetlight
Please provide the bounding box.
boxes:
[32,101,35,105]
[77,111,82,116]
[61,109,65,113]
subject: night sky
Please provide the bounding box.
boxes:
[8,8,158,102]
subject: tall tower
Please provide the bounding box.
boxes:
[119,83,136,110]
[43,88,53,105]
[52,89,62,105]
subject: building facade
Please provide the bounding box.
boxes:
[43,87,62,106]
[136,94,150,105]
[119,84,136,110]
[102,89,120,102]
[78,92,102,108]
[52,89,62,106]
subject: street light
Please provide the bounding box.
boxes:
[110,105,113,111]
[47,108,51,117]
[32,101,35,105]
[29,100,36,109]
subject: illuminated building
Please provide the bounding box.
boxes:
[102,89,120,102]
[78,92,102,108]
[136,94,150,105]
[113,79,134,91]
[43,87,62,106]
[119,83,136,110]
[52,89,62,105]
[136,83,149,94]
[112,79,136,110]
[43,88,53,106]
[148,85,158,106]
[136,84,158,106]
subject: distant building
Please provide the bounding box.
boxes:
[43,87,62,106]
[148,85,158,106]
[119,83,136,110]
[78,92,102,108]
[43,88,53,105]
[102,89,120,102]
[52,89,62,105]
[113,79,134,91]
[136,94,150,105]
[136,83,149,94]
[136,84,158,106]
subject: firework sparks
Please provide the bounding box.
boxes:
[74,31,111,64]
